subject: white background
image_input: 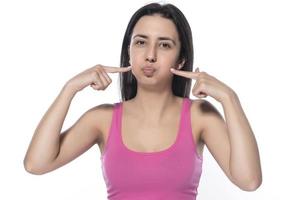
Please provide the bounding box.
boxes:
[1,0,299,199]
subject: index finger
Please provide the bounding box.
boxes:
[103,66,132,73]
[170,68,198,80]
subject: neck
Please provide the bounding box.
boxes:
[130,84,179,123]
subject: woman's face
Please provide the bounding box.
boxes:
[128,14,182,83]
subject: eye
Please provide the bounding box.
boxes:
[135,40,145,46]
[160,42,171,49]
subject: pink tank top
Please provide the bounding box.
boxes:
[101,97,203,200]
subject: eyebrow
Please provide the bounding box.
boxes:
[133,34,177,45]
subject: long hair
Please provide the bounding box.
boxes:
[119,3,194,101]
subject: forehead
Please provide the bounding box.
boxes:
[132,14,179,41]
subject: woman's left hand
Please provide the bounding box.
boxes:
[170,67,235,103]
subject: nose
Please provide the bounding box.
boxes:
[145,46,157,63]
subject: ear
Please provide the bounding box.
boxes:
[177,59,186,70]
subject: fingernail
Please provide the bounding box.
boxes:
[170,68,174,71]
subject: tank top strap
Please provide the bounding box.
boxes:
[114,102,123,145]
[101,102,121,157]
[182,97,191,129]
[177,98,202,159]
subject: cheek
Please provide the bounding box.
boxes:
[160,55,178,69]
[130,49,143,65]
[130,58,143,75]
[129,54,142,77]
[160,49,180,65]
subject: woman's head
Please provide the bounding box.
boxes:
[119,3,193,101]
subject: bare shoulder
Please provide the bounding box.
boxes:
[27,103,116,174]
[87,103,115,144]
[190,98,223,141]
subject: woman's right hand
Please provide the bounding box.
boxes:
[66,64,132,93]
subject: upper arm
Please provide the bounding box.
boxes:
[38,105,107,174]
[196,99,236,184]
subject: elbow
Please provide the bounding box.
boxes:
[237,176,263,191]
[23,159,46,175]
[242,178,262,191]
[231,167,263,191]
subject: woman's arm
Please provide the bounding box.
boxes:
[221,92,262,189]
[23,65,131,175]
[23,83,77,173]
[200,92,262,191]
[23,82,105,175]
[23,65,130,175]
[170,68,262,191]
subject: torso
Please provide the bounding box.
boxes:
[96,97,205,157]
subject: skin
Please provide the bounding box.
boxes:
[23,65,131,174]
[127,14,185,121]
[24,14,262,192]
[170,68,263,191]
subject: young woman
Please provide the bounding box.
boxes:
[24,3,262,199]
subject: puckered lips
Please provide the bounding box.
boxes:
[142,65,156,75]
